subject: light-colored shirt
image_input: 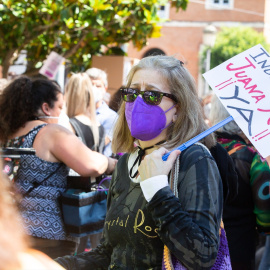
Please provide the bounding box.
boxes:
[96,101,118,157]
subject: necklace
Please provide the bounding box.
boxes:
[129,140,166,178]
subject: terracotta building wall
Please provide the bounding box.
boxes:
[170,0,264,22]
[127,0,266,94]
[128,26,204,84]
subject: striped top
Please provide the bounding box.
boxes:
[4,124,71,241]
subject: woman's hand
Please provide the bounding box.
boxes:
[138,147,181,181]
[105,157,118,175]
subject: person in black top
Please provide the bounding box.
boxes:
[65,73,105,153]
[65,73,107,250]
[209,94,270,270]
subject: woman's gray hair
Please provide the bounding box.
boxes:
[209,94,242,135]
[86,68,108,88]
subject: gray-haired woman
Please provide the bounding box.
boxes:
[56,55,223,269]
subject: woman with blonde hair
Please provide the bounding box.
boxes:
[65,73,105,153]
[56,55,224,269]
[64,73,106,251]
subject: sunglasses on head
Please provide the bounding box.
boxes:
[120,88,177,105]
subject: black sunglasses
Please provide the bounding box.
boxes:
[120,88,177,105]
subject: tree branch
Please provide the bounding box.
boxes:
[63,33,88,58]
[24,67,41,77]
[31,19,61,33]
[1,49,18,77]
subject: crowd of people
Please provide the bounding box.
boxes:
[0,74,117,259]
[0,55,269,270]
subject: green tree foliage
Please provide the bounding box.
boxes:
[0,0,188,77]
[201,26,270,72]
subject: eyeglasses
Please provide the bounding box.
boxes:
[120,88,177,105]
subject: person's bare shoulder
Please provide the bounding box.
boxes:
[43,123,74,137]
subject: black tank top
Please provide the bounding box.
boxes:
[69,117,105,153]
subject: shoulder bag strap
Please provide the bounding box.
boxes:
[90,124,100,152]
[170,155,181,198]
[70,118,100,152]
[25,163,63,195]
[69,118,98,183]
[87,124,100,184]
[69,118,87,145]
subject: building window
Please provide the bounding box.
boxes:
[157,4,170,20]
[205,0,233,9]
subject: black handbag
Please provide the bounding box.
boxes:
[62,117,109,237]
[60,176,111,237]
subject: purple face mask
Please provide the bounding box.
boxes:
[125,96,175,141]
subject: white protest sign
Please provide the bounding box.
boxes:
[39,51,64,79]
[203,44,270,158]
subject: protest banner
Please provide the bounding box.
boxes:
[162,44,270,161]
[39,51,64,79]
[203,44,270,158]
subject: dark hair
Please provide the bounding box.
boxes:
[109,86,123,112]
[0,76,61,142]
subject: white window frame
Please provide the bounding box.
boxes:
[205,0,234,10]
[157,3,170,20]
